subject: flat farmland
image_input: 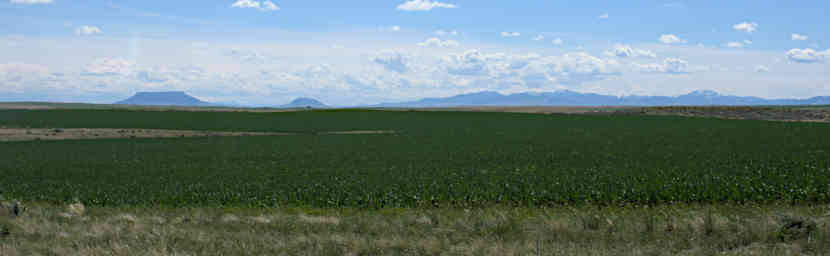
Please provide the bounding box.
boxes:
[1,109,829,208]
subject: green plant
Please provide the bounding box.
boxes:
[0,219,17,238]
[778,215,817,242]
[581,215,601,231]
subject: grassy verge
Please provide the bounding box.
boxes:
[2,202,829,255]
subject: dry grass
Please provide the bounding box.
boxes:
[1,202,829,255]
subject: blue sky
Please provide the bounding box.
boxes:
[1,0,828,105]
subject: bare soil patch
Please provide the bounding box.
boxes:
[0,104,56,110]
[323,130,396,135]
[0,128,398,142]
[0,128,293,142]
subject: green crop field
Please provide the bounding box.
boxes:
[1,109,830,208]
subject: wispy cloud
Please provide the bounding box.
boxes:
[634,58,702,74]
[605,44,656,58]
[390,26,401,32]
[786,48,830,63]
[74,25,102,36]
[435,30,458,36]
[396,0,457,11]
[792,33,808,41]
[726,42,744,48]
[418,37,459,47]
[501,32,520,37]
[659,34,686,44]
[231,0,280,11]
[371,50,409,73]
[9,0,52,4]
[733,22,758,33]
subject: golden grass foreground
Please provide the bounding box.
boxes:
[2,201,830,255]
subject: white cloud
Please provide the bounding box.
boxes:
[733,22,758,33]
[396,0,457,11]
[440,50,620,86]
[417,37,459,47]
[262,1,279,11]
[6,35,829,105]
[533,35,544,41]
[390,26,401,31]
[659,34,686,44]
[0,62,51,93]
[223,48,279,65]
[551,38,563,45]
[232,0,259,8]
[604,44,656,58]
[792,34,808,41]
[136,68,171,83]
[743,40,752,45]
[786,48,830,63]
[74,26,102,36]
[501,32,520,37]
[598,13,609,19]
[634,58,701,74]
[435,30,458,36]
[371,50,409,73]
[81,58,134,76]
[754,65,769,73]
[9,0,52,4]
[231,0,279,11]
[726,42,744,48]
[519,52,621,86]
[0,62,49,76]
[441,50,503,76]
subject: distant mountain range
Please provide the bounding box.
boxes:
[114,92,329,108]
[114,90,830,108]
[372,90,830,107]
[115,91,216,106]
[278,97,328,108]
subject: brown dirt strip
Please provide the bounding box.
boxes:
[0,104,57,110]
[322,130,397,135]
[0,128,396,142]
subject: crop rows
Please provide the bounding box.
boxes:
[1,109,830,208]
